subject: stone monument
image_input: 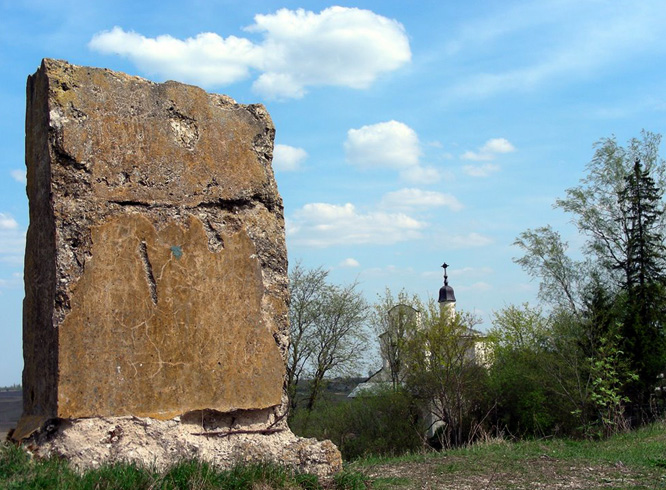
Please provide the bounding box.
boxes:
[12,58,341,476]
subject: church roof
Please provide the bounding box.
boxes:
[438,262,456,303]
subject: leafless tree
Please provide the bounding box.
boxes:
[288,263,370,411]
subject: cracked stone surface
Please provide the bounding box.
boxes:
[17,58,341,476]
[22,58,287,421]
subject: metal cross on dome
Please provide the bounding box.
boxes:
[441,262,449,286]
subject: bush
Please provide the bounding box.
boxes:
[290,388,425,460]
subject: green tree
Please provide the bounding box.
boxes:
[402,299,488,448]
[370,289,420,390]
[585,334,637,438]
[555,131,666,287]
[515,131,666,408]
[488,304,574,436]
[617,158,666,399]
[514,227,586,315]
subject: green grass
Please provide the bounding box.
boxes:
[355,420,666,469]
[2,422,664,489]
[0,443,369,489]
[349,420,666,488]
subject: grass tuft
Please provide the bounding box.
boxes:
[332,469,369,490]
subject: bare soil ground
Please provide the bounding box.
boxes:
[357,453,665,489]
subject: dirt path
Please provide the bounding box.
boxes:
[357,455,663,489]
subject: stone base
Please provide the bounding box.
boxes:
[12,414,341,478]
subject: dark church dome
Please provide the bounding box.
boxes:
[438,262,456,304]
[439,284,456,303]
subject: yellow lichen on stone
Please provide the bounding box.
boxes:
[58,214,284,419]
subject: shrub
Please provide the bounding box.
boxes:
[290,388,425,460]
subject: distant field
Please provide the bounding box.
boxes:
[0,390,21,439]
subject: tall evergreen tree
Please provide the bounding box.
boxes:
[515,131,666,414]
[617,158,666,400]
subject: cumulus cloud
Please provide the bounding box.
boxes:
[273,144,307,171]
[462,163,501,177]
[339,258,360,268]
[461,138,515,161]
[89,28,261,86]
[380,188,463,212]
[345,120,420,169]
[345,120,440,182]
[288,202,426,247]
[10,170,26,184]
[90,7,411,99]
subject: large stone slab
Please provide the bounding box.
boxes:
[15,59,342,476]
[21,59,288,422]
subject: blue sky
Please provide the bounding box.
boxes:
[1,0,665,385]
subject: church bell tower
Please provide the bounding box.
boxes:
[438,262,456,318]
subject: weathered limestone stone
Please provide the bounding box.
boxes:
[15,59,341,476]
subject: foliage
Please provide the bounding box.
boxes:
[617,158,666,399]
[513,227,586,314]
[288,262,370,411]
[401,298,490,448]
[369,289,421,390]
[585,335,637,438]
[555,131,666,282]
[290,388,425,460]
[331,469,370,490]
[487,304,582,437]
[513,131,666,417]
[486,303,639,438]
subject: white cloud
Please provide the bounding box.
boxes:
[344,120,440,183]
[0,214,25,266]
[0,214,18,230]
[247,7,411,99]
[288,202,426,247]
[482,138,515,154]
[89,28,261,86]
[462,163,501,178]
[90,7,411,100]
[380,188,463,212]
[273,144,307,171]
[461,138,515,161]
[10,170,26,184]
[345,120,420,169]
[446,232,494,249]
[339,258,360,268]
